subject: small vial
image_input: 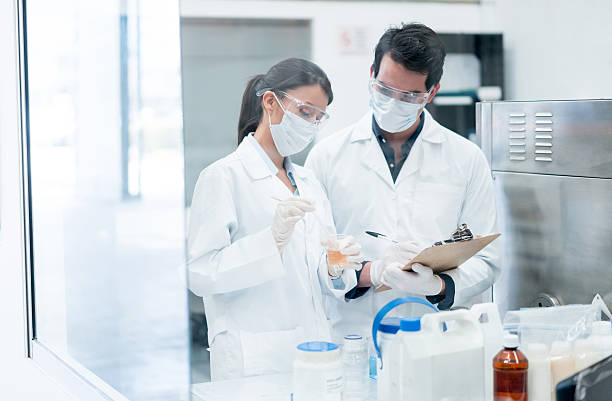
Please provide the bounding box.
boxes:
[342,334,368,401]
[493,334,528,401]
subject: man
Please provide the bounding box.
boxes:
[305,23,500,339]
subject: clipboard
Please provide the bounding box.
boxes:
[375,233,501,293]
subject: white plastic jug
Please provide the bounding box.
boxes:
[371,297,439,401]
[420,309,486,401]
[470,303,504,401]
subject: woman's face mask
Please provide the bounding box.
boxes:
[268,93,321,157]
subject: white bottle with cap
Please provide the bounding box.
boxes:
[397,317,431,401]
[293,341,343,401]
[524,343,551,401]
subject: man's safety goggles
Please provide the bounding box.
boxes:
[369,78,431,105]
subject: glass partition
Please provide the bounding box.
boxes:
[24,0,191,399]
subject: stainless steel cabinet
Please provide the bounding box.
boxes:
[478,100,612,314]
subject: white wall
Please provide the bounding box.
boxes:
[181,0,501,138]
[0,1,73,400]
[182,0,612,129]
[496,0,612,101]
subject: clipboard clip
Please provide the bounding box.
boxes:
[433,223,473,246]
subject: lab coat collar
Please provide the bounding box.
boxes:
[236,135,308,181]
[350,108,445,144]
[236,136,275,180]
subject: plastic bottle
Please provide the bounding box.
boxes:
[342,334,368,401]
[549,341,574,401]
[372,317,401,380]
[375,318,402,400]
[293,341,343,401]
[589,320,612,360]
[574,338,599,371]
[493,334,528,401]
[524,343,551,401]
[397,317,431,401]
[471,303,504,401]
[420,310,485,401]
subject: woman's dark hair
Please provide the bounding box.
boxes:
[237,58,333,144]
[372,23,446,91]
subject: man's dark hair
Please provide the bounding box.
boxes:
[372,23,446,90]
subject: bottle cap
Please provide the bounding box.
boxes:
[379,317,402,334]
[297,341,338,352]
[343,334,366,351]
[592,321,612,336]
[400,318,421,332]
[504,333,519,349]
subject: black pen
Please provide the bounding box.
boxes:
[365,231,398,244]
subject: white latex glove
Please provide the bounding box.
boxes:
[381,262,443,296]
[322,235,365,276]
[271,197,315,252]
[369,241,420,287]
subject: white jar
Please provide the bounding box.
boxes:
[293,341,343,401]
[524,343,551,401]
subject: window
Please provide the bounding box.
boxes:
[21,0,191,399]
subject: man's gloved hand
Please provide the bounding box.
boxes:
[381,262,443,296]
[369,241,420,287]
[271,197,315,252]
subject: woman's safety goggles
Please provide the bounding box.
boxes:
[369,78,431,105]
[258,89,330,126]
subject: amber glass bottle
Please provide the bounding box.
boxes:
[493,334,529,401]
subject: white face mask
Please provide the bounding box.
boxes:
[268,95,319,157]
[370,89,425,133]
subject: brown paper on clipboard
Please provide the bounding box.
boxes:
[375,233,501,293]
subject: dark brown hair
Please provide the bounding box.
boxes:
[237,58,333,145]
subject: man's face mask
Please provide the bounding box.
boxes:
[369,78,431,133]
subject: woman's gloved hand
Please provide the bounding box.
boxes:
[369,241,420,286]
[322,235,365,277]
[381,262,443,296]
[271,197,315,252]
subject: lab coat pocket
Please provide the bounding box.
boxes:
[413,182,465,238]
[239,326,305,377]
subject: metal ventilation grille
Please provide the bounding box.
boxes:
[508,112,526,161]
[534,112,553,162]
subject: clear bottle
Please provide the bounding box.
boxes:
[493,334,528,401]
[342,334,369,401]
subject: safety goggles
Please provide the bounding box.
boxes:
[369,78,431,105]
[258,89,330,126]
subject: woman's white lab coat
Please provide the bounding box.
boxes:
[305,109,500,340]
[187,137,356,381]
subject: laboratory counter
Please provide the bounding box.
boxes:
[192,374,377,401]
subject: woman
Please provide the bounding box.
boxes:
[187,58,363,381]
